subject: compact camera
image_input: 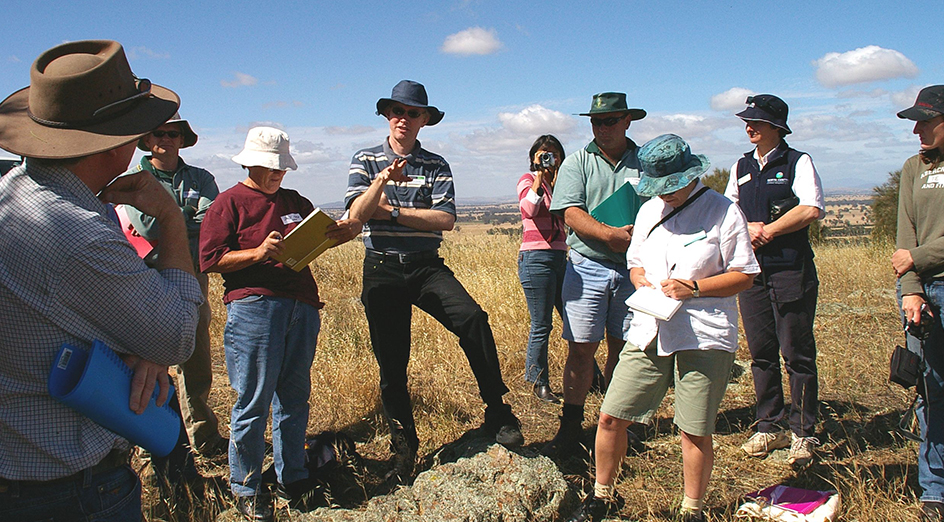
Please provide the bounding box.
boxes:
[906,307,936,341]
[539,151,556,168]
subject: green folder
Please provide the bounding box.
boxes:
[590,182,642,227]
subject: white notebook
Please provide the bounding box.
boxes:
[626,286,683,321]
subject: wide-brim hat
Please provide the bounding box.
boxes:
[0,40,179,159]
[736,94,791,134]
[137,112,198,150]
[897,85,944,122]
[577,92,646,121]
[232,126,297,171]
[375,80,444,126]
[636,134,710,197]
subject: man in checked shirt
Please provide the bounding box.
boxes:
[0,40,201,521]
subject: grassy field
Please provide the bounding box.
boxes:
[145,232,921,521]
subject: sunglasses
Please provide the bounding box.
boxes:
[390,106,427,119]
[590,116,625,127]
[151,130,182,138]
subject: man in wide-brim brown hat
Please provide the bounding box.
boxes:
[0,40,204,521]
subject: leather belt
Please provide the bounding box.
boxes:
[0,448,130,489]
[366,249,439,264]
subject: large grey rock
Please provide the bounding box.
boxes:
[299,444,568,522]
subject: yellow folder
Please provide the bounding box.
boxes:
[272,208,338,271]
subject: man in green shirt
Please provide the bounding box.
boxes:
[544,93,645,457]
[124,115,224,457]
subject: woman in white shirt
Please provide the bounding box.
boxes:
[566,134,759,522]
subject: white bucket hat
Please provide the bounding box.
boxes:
[231,126,297,170]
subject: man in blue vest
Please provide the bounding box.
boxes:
[723,94,825,468]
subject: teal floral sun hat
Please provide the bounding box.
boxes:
[635,134,710,197]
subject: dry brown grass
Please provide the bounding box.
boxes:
[144,234,924,521]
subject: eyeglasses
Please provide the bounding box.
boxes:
[590,116,625,127]
[151,130,181,138]
[92,77,152,118]
[390,106,426,119]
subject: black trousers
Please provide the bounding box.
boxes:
[739,267,819,437]
[361,254,509,443]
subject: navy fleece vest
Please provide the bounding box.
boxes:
[735,142,813,270]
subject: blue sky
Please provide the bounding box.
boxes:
[1,0,941,205]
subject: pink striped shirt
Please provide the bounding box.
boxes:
[518,172,567,252]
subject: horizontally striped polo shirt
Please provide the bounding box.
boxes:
[345,139,456,253]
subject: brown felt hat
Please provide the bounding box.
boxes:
[0,40,179,159]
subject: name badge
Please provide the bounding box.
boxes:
[681,229,708,246]
[281,213,303,225]
[184,189,199,200]
[737,173,752,186]
[404,175,426,188]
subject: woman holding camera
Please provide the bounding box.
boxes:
[893,85,944,521]
[517,135,568,403]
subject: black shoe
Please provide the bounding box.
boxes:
[197,436,229,459]
[485,404,524,447]
[384,431,417,484]
[277,478,326,512]
[541,417,582,458]
[566,494,623,522]
[922,501,944,522]
[235,493,274,522]
[533,384,562,404]
[680,510,706,522]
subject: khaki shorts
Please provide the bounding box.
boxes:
[600,339,735,437]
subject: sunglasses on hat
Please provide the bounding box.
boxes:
[590,115,625,127]
[390,106,426,119]
[151,130,181,138]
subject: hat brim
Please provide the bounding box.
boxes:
[736,108,791,134]
[577,108,647,121]
[137,118,198,151]
[376,98,444,126]
[231,151,298,171]
[0,84,180,159]
[635,154,710,197]
[897,106,942,122]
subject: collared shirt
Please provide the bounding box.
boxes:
[724,145,825,219]
[626,180,760,355]
[549,138,644,264]
[345,139,456,254]
[123,156,219,266]
[0,161,203,481]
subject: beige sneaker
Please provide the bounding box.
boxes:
[741,430,791,457]
[787,432,819,467]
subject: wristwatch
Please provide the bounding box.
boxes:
[692,280,700,298]
[391,207,400,224]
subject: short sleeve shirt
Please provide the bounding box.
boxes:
[550,139,643,264]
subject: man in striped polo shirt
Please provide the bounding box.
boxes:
[345,80,523,483]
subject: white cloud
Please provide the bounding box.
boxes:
[710,87,754,111]
[126,46,170,61]
[221,72,259,88]
[497,105,576,134]
[441,27,502,56]
[891,85,922,109]
[324,125,377,136]
[813,46,919,88]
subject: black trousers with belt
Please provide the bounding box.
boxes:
[361,251,509,446]
[739,263,819,437]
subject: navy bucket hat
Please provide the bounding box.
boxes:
[736,94,791,134]
[376,80,444,126]
[636,134,710,197]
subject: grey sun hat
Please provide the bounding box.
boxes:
[635,134,710,197]
[137,112,198,150]
[231,127,297,171]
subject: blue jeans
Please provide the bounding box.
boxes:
[901,279,944,503]
[518,249,566,386]
[224,295,320,498]
[0,465,141,522]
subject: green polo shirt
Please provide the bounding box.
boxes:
[550,138,643,264]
